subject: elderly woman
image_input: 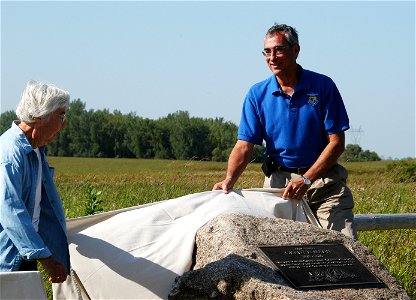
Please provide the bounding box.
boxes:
[0,81,70,283]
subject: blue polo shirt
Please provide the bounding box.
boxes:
[238,66,349,168]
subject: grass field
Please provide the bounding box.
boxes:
[42,157,415,298]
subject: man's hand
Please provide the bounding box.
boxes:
[282,177,309,200]
[212,140,254,194]
[213,177,234,194]
[38,256,67,283]
[281,131,345,201]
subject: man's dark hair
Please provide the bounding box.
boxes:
[266,23,299,46]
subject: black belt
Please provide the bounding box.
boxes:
[262,155,311,177]
[274,165,310,175]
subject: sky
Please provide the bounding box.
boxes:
[1,1,415,159]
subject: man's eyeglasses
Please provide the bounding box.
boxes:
[262,45,290,57]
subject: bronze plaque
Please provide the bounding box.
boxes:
[259,243,385,289]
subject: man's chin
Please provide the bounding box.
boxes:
[271,69,283,76]
[269,66,282,73]
[47,135,57,144]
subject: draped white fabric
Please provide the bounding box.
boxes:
[53,189,315,300]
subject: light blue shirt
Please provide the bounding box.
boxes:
[0,122,69,272]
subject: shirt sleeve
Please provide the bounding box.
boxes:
[322,80,350,135]
[0,162,52,260]
[237,91,264,145]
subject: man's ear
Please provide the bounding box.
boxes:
[294,44,300,59]
[33,117,43,127]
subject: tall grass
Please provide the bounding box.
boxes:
[42,157,414,298]
[345,161,415,297]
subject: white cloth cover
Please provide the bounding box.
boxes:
[0,271,47,300]
[54,188,316,300]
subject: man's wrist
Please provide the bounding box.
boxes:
[301,175,312,187]
[225,176,236,183]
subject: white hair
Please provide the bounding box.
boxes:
[16,80,70,123]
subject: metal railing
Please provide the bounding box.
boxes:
[354,213,416,231]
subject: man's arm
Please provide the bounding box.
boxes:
[283,131,345,200]
[213,140,254,193]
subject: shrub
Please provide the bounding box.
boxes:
[386,160,416,183]
[84,185,104,215]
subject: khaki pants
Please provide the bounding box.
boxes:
[264,163,357,239]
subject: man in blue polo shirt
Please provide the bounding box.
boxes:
[213,23,357,239]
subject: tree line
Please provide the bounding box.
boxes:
[0,99,380,162]
[339,144,380,162]
[0,99,264,162]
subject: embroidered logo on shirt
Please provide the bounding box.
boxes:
[307,93,319,106]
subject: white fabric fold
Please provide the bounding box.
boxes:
[0,271,47,300]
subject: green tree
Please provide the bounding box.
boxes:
[113,112,136,158]
[151,121,172,159]
[66,99,92,157]
[88,109,116,157]
[0,111,17,135]
[126,116,157,158]
[207,118,238,162]
[252,144,266,163]
[339,144,381,162]
[167,111,211,160]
